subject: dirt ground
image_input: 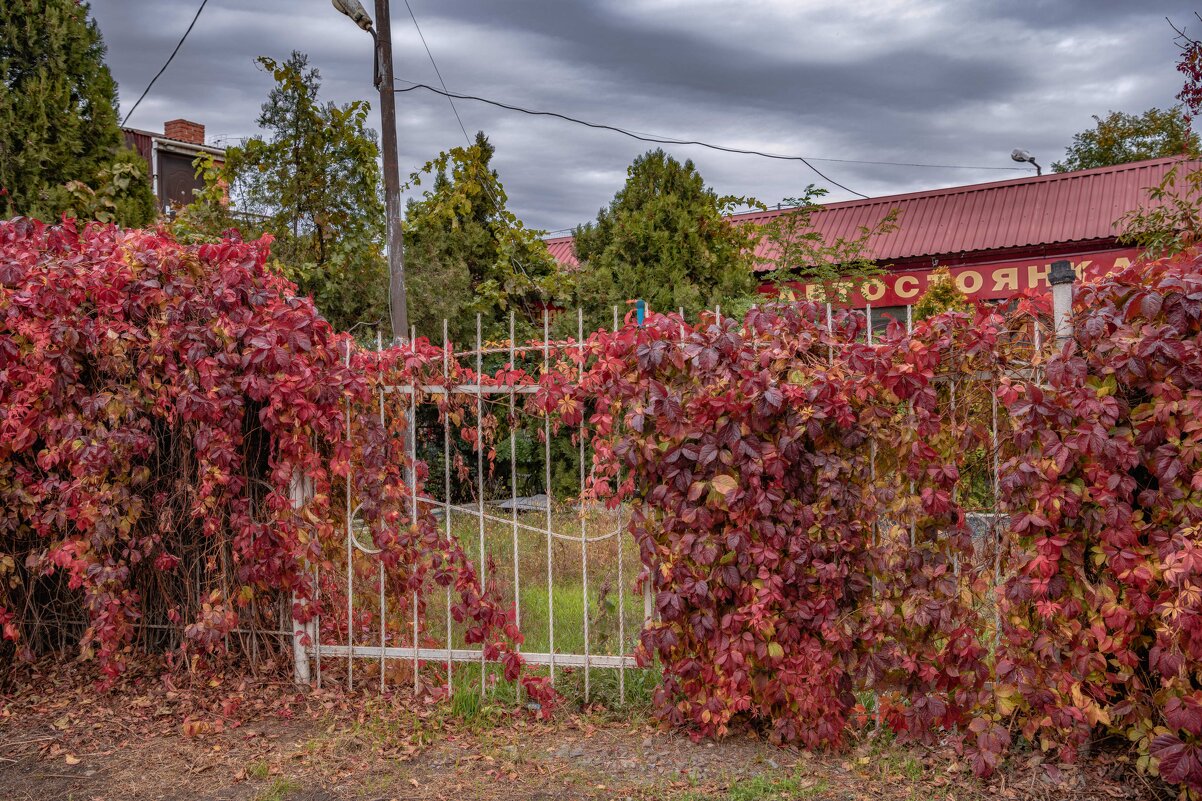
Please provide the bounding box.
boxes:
[0,659,1162,801]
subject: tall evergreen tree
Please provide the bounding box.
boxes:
[0,0,155,225]
[404,131,567,344]
[571,150,757,330]
[180,53,388,334]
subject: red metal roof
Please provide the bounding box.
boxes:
[544,156,1200,272]
[544,235,579,269]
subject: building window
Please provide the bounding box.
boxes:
[868,305,908,337]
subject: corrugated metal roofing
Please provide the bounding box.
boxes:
[543,156,1200,271]
[543,235,579,268]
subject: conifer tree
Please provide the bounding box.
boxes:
[404,131,567,344]
[0,0,155,225]
[571,150,757,330]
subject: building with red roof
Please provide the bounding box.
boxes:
[544,156,1198,321]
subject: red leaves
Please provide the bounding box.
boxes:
[997,248,1202,793]
[966,716,1011,777]
[1151,734,1202,788]
[575,301,1005,755]
[8,217,1202,794]
[0,219,548,705]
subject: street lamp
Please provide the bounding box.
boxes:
[333,0,409,341]
[1010,149,1043,176]
[332,0,373,32]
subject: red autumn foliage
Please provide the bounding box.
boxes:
[995,250,1202,791]
[559,301,1007,752]
[0,218,552,706]
[547,250,1202,793]
[4,216,1202,794]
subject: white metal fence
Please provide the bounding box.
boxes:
[293,308,651,705]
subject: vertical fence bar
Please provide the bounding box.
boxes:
[904,306,916,547]
[314,561,322,688]
[345,340,354,691]
[509,312,520,668]
[991,379,1001,650]
[578,308,590,703]
[826,302,833,361]
[476,313,486,696]
[869,434,879,729]
[291,474,313,686]
[866,304,873,345]
[614,305,625,704]
[544,310,555,684]
[378,332,386,692]
[950,377,960,577]
[443,319,453,695]
[409,327,419,693]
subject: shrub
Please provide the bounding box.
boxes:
[562,301,1012,748]
[0,218,550,706]
[995,249,1202,791]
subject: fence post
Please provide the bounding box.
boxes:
[1049,259,1075,342]
[290,472,315,686]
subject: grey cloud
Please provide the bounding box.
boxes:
[90,0,1199,231]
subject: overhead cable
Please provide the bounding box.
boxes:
[121,0,209,126]
[393,80,870,198]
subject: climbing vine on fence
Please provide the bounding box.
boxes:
[995,250,1202,792]
[556,301,1016,757]
[549,251,1202,793]
[4,218,1202,795]
[0,218,552,706]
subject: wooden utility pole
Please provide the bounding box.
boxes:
[373,0,408,340]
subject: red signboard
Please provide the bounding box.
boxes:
[781,247,1142,307]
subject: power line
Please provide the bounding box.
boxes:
[396,80,1026,176]
[121,0,209,127]
[393,80,870,198]
[399,2,543,287]
[403,0,470,144]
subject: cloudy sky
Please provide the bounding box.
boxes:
[93,0,1199,233]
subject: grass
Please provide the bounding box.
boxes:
[246,759,271,780]
[340,504,660,712]
[681,774,832,801]
[253,777,300,801]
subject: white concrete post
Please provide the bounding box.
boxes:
[290,472,315,686]
[1049,259,1076,342]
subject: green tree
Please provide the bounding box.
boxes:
[404,131,568,345]
[755,185,899,306]
[913,266,970,321]
[1116,21,1202,259]
[571,150,757,330]
[0,0,155,225]
[179,52,387,334]
[1051,106,1200,173]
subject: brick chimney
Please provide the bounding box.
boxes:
[163,119,205,145]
